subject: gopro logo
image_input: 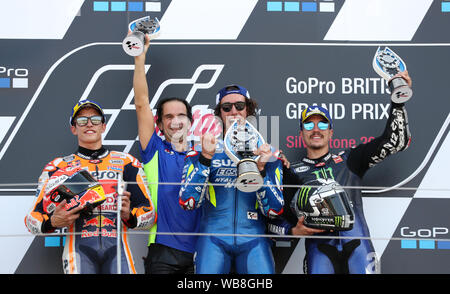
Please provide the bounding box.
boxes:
[0,66,29,88]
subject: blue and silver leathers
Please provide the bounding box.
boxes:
[179,142,284,274]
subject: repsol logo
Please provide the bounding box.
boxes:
[91,170,119,180]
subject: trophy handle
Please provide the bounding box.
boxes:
[122,31,145,57]
[388,76,413,104]
[236,158,264,193]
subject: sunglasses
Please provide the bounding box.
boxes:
[220,101,246,112]
[303,121,330,131]
[74,115,103,127]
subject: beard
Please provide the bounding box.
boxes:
[303,132,329,150]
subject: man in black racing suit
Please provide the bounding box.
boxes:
[269,71,412,274]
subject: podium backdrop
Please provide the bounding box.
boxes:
[1,0,449,274]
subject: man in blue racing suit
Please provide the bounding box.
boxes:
[269,71,412,274]
[179,85,284,274]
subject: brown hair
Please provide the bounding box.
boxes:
[213,85,258,117]
[156,97,193,125]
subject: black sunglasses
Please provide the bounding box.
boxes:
[220,101,246,112]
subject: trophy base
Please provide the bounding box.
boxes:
[389,77,413,104]
[122,31,145,57]
[236,159,264,193]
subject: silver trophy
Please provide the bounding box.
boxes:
[373,46,412,103]
[224,119,265,193]
[122,16,160,57]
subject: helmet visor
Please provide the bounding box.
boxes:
[315,189,352,217]
[56,170,98,198]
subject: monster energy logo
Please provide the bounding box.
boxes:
[335,216,343,228]
[310,217,333,225]
[312,167,334,180]
[297,186,312,210]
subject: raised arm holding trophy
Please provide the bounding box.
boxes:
[267,47,413,274]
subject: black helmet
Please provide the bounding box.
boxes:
[291,178,354,231]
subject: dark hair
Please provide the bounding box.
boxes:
[155,97,193,125]
[214,86,258,117]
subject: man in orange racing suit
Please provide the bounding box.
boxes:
[25,99,156,274]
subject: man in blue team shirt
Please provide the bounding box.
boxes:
[133,37,201,274]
